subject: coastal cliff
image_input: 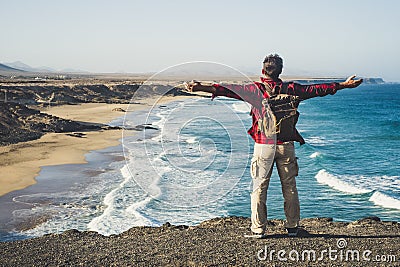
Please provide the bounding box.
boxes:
[0,216,398,266]
[0,82,184,105]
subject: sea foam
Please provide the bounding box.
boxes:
[87,164,160,235]
[232,102,251,113]
[315,169,372,194]
[369,191,400,210]
[310,152,321,158]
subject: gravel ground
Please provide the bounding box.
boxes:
[0,216,399,266]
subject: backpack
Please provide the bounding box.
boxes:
[259,83,305,144]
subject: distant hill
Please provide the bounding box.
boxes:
[4,61,88,73]
[5,61,36,72]
[59,68,90,74]
[0,63,24,72]
[5,61,57,73]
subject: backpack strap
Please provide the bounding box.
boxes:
[262,82,274,97]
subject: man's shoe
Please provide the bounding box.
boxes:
[286,227,299,237]
[244,233,267,239]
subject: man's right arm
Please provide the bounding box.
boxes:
[185,81,265,108]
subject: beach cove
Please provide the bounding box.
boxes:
[0,78,192,240]
[0,98,179,197]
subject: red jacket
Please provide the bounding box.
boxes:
[212,77,339,144]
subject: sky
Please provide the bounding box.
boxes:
[1,0,399,81]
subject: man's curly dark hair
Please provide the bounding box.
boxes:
[263,54,283,79]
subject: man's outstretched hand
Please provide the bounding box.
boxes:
[184,80,216,94]
[339,75,363,89]
[184,80,202,92]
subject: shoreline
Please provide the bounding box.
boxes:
[0,95,190,197]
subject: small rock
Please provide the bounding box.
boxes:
[162,222,172,227]
[358,216,381,223]
[112,108,126,112]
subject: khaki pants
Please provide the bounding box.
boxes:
[250,142,300,234]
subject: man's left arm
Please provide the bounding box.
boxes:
[278,75,363,99]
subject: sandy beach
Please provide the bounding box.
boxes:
[0,95,186,197]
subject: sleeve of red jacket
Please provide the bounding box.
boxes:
[276,82,340,100]
[212,82,265,109]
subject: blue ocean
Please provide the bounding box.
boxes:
[1,83,399,241]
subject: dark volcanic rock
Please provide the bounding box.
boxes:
[0,82,186,105]
[0,217,399,266]
[0,102,100,146]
